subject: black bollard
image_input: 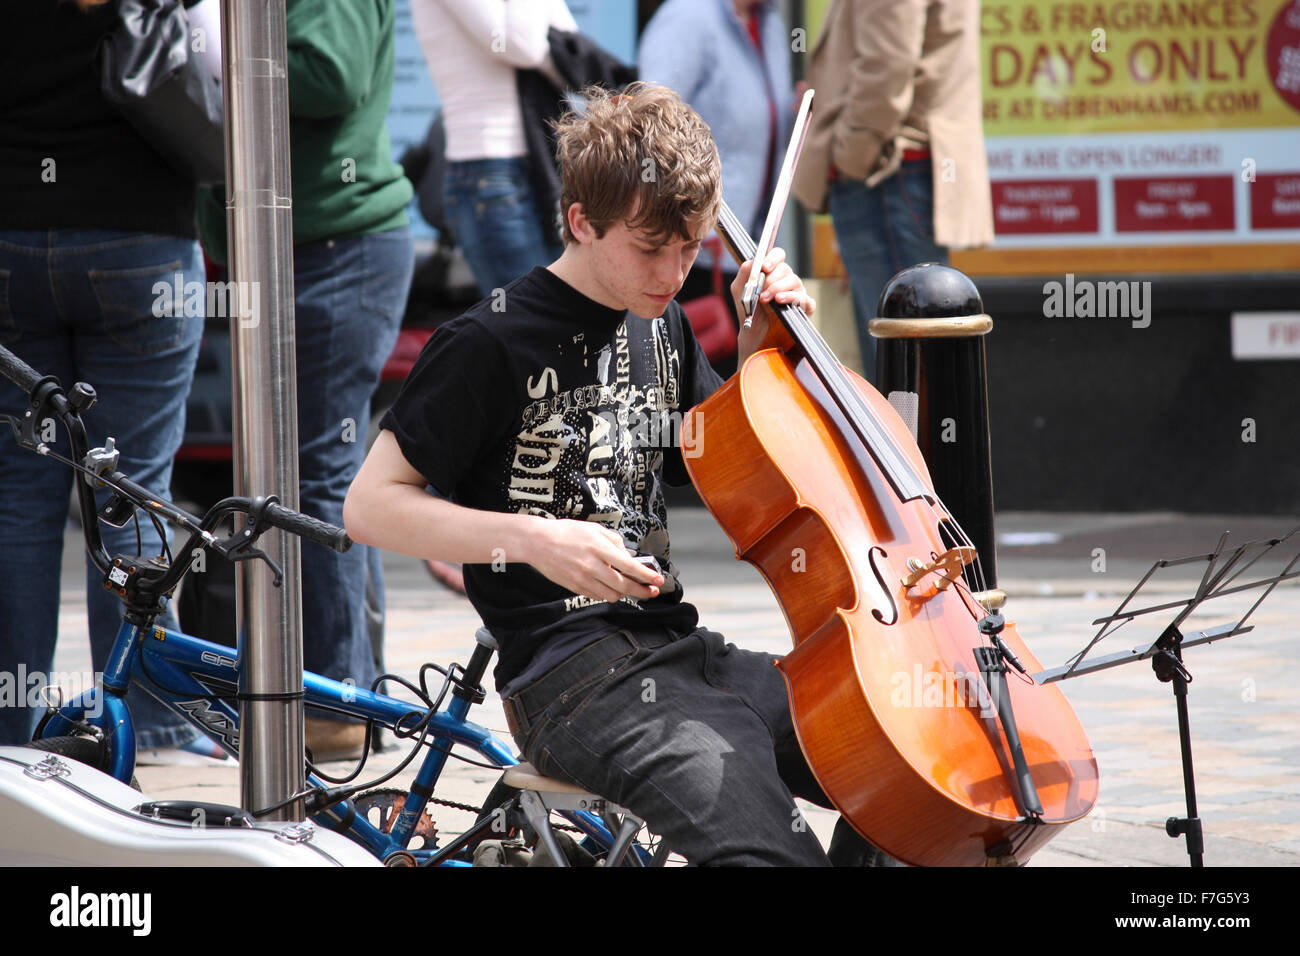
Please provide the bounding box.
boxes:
[869,264,1001,602]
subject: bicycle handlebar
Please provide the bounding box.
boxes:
[1,342,352,584]
[262,500,352,553]
[0,343,46,395]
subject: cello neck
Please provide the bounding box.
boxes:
[712,202,931,505]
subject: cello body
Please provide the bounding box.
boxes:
[684,344,1098,866]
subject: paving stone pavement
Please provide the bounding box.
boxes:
[47,509,1300,867]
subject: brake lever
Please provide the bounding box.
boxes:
[0,411,47,453]
[3,380,95,453]
[211,516,284,587]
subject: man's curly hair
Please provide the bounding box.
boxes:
[553,82,722,244]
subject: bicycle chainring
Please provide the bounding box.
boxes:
[353,788,439,850]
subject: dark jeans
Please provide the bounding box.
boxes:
[291,226,412,703]
[509,626,847,866]
[828,159,948,381]
[443,157,563,297]
[0,229,203,747]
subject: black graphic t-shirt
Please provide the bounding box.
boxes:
[381,266,724,689]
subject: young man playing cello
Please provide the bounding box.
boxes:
[345,83,886,865]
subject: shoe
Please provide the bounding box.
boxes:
[826,818,907,867]
[305,717,367,762]
[137,733,234,767]
[424,558,467,595]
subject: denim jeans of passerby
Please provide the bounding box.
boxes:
[828,159,948,382]
[291,226,411,713]
[509,625,882,866]
[443,157,563,297]
[0,229,203,747]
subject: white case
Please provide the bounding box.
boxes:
[0,746,381,867]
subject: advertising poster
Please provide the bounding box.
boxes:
[969,0,1300,272]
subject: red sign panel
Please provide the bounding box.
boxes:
[1114,175,1235,232]
[992,179,1099,234]
[1251,173,1300,229]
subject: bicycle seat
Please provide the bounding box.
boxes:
[500,762,648,867]
[502,762,593,797]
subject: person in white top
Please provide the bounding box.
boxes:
[411,0,577,295]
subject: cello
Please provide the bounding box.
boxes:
[684,202,1099,866]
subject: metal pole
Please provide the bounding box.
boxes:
[219,0,305,821]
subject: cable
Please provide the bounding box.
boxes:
[304,710,433,801]
[39,445,202,534]
[251,786,319,818]
[303,724,376,786]
[302,666,452,790]
[422,741,514,772]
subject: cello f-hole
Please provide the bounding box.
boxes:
[867,547,898,625]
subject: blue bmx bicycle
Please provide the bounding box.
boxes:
[0,344,658,867]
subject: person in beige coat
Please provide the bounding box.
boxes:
[792,0,993,377]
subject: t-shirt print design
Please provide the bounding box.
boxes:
[508,315,684,601]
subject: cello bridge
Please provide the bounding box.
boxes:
[902,547,977,592]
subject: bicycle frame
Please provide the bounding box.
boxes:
[39,615,519,865]
[39,615,652,865]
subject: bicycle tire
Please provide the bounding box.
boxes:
[22,734,111,772]
[22,734,141,791]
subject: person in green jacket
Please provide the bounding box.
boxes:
[198,0,414,760]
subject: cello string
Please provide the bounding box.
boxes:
[944,574,1035,687]
[717,202,997,610]
[789,309,997,612]
[791,315,994,605]
[769,277,997,605]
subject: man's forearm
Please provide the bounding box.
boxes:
[344,479,542,567]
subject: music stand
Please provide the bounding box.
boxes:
[1035,526,1300,867]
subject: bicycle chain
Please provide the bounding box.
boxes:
[428,793,486,815]
[352,786,585,836]
[425,793,584,834]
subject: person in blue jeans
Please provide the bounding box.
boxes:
[411,0,578,297]
[791,0,994,381]
[197,0,414,760]
[443,158,564,298]
[828,158,948,376]
[0,233,204,751]
[0,1,207,753]
[288,227,412,745]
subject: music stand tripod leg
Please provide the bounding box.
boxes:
[1153,632,1204,868]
